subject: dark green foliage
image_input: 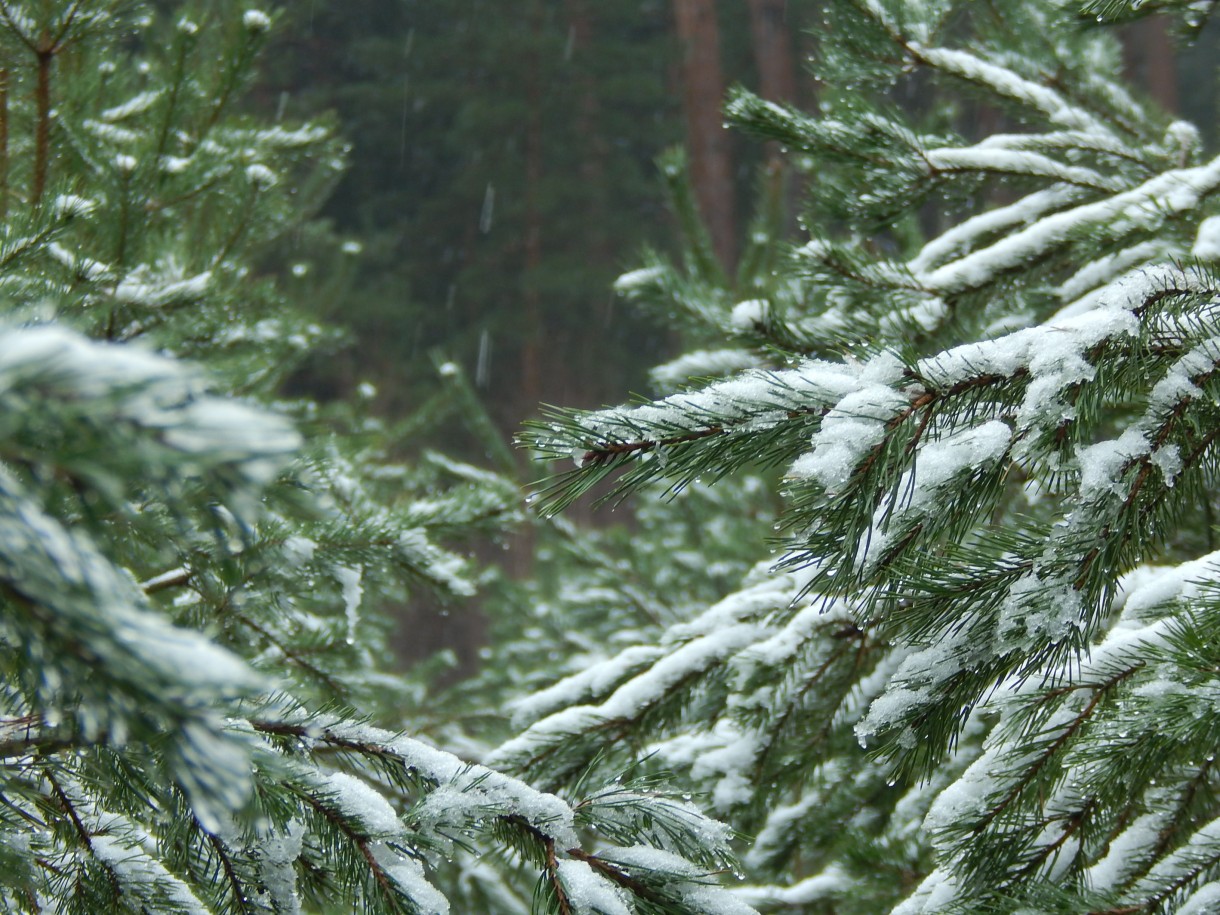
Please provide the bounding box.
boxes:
[0,2,756,912]
[256,0,692,434]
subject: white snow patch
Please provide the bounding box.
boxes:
[651,349,763,390]
[557,859,631,915]
[246,163,277,187]
[613,266,665,292]
[891,867,958,915]
[790,375,910,491]
[320,771,401,836]
[243,9,271,31]
[1193,215,1220,259]
[114,266,212,307]
[856,420,1012,569]
[258,820,305,914]
[91,834,209,912]
[733,865,849,906]
[335,565,363,644]
[729,299,770,330]
[1077,427,1150,499]
[377,847,450,915]
[921,157,1220,294]
[282,536,316,568]
[1180,881,1220,915]
[102,90,161,122]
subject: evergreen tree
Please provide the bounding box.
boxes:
[0,2,754,912]
[515,1,1220,911]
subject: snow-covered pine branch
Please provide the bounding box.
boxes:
[518,1,1220,910]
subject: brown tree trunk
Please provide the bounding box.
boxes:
[509,0,547,579]
[747,0,796,106]
[562,0,616,418]
[746,0,799,227]
[673,0,737,273]
[565,0,611,274]
[1122,15,1178,114]
[520,0,545,418]
[33,47,52,206]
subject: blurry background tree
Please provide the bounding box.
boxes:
[251,2,1220,453]
[255,0,810,450]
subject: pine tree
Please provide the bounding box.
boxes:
[0,2,756,913]
[515,1,1220,911]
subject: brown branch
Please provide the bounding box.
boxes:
[0,725,75,803]
[505,659,716,783]
[297,789,403,910]
[208,185,260,269]
[509,815,673,909]
[0,731,82,758]
[1149,755,1217,865]
[566,846,675,905]
[50,2,82,48]
[752,627,871,779]
[919,150,1115,192]
[44,769,93,847]
[22,2,83,206]
[851,371,1018,485]
[234,611,348,698]
[1012,799,1095,881]
[544,836,574,915]
[972,664,1139,836]
[1073,402,1220,591]
[204,830,255,915]
[252,720,389,757]
[582,424,725,466]
[577,353,1013,475]
[250,722,427,796]
[0,3,37,53]
[45,767,129,904]
[1090,840,1220,914]
[141,568,192,595]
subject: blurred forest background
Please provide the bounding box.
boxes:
[242,0,1215,667]
[251,2,1214,440]
[254,0,811,441]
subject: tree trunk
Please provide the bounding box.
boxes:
[1122,15,1178,114]
[673,0,737,273]
[520,0,545,418]
[565,0,611,274]
[746,0,796,106]
[746,0,799,227]
[0,68,8,220]
[508,0,547,577]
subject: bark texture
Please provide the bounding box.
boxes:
[673,0,737,272]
